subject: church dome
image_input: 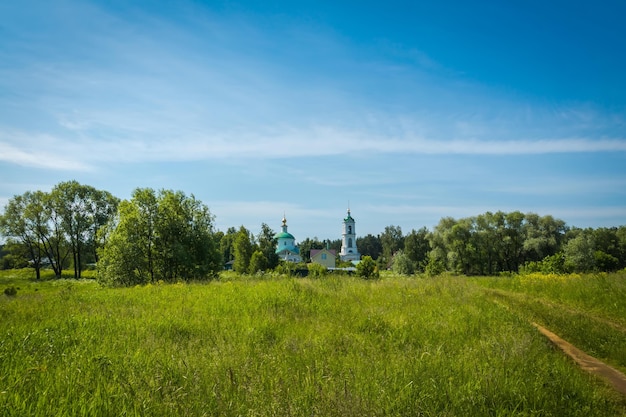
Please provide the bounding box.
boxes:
[344,208,355,222]
[275,231,295,240]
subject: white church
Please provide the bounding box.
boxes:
[274,208,360,263]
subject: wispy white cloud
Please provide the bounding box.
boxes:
[488,177,626,196]
[2,123,625,171]
[0,134,92,171]
[2,0,625,174]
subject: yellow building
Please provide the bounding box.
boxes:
[310,248,336,268]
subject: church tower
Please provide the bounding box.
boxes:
[340,208,360,262]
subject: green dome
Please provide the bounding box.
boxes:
[275,231,295,240]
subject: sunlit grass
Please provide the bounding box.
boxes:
[1,271,625,416]
[475,272,626,377]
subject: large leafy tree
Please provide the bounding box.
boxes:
[380,225,404,267]
[0,192,48,279]
[51,181,119,278]
[219,227,238,265]
[98,188,220,286]
[392,250,414,275]
[563,229,596,272]
[0,190,71,277]
[357,234,382,260]
[523,213,567,262]
[249,250,268,274]
[403,228,430,272]
[257,223,279,269]
[232,226,254,274]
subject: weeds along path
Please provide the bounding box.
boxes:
[481,287,626,397]
[484,287,626,334]
[531,323,626,396]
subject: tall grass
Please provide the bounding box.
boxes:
[475,272,626,376]
[1,271,624,416]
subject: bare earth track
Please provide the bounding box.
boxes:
[532,323,626,396]
[482,287,626,397]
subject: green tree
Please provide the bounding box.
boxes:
[380,225,403,267]
[98,188,220,286]
[0,192,47,279]
[43,191,70,277]
[404,228,430,272]
[563,230,595,272]
[391,250,414,275]
[299,237,324,263]
[219,227,238,265]
[233,226,254,274]
[357,234,382,260]
[617,226,626,268]
[98,199,149,286]
[257,223,279,269]
[523,213,567,263]
[594,250,619,272]
[51,181,118,278]
[249,250,268,274]
[356,255,379,280]
[425,254,446,276]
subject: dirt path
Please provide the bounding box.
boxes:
[532,322,626,396]
[484,287,626,334]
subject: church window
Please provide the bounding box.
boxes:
[321,253,327,260]
[348,238,352,248]
[348,225,352,234]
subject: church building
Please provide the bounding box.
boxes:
[274,215,301,262]
[340,208,360,262]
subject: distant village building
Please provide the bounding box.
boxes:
[310,248,336,268]
[274,215,301,262]
[340,208,360,262]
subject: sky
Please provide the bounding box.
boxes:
[1,0,625,242]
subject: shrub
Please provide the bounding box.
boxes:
[391,250,415,275]
[307,263,328,278]
[356,256,379,280]
[4,286,17,296]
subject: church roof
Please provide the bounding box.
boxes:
[275,231,295,240]
[276,246,300,255]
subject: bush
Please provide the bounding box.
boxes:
[307,263,328,278]
[391,250,415,275]
[356,256,379,280]
[4,286,17,296]
[425,257,446,276]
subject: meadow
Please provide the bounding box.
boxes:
[1,269,625,416]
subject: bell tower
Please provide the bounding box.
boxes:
[340,208,360,262]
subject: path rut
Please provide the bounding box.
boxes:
[532,322,626,396]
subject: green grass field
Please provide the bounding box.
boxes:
[1,270,625,416]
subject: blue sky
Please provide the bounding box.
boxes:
[1,0,625,241]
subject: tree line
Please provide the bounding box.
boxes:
[360,213,626,276]
[2,181,625,285]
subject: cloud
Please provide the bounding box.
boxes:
[2,123,626,172]
[1,0,625,173]
[0,136,92,171]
